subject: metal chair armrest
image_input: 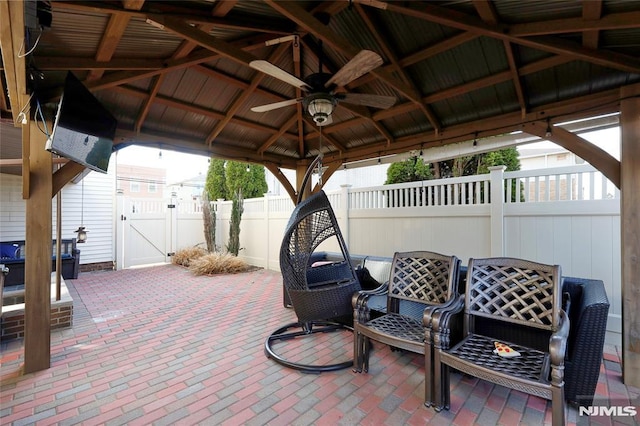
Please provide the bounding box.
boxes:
[427,294,465,331]
[549,309,570,367]
[353,282,389,308]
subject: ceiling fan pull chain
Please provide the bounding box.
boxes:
[318,126,323,185]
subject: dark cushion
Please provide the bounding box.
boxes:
[1,243,19,259]
[355,266,381,290]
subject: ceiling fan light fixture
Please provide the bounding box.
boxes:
[307,96,336,125]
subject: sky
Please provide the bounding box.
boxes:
[115,145,210,184]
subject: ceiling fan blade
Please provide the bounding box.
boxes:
[340,93,396,109]
[325,50,384,88]
[251,98,302,113]
[250,60,310,90]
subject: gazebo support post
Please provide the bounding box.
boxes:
[23,120,53,373]
[620,84,640,388]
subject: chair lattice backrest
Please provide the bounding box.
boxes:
[388,251,458,308]
[280,190,357,292]
[465,257,562,332]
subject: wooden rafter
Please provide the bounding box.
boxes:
[206,43,289,146]
[355,4,441,133]
[53,1,291,35]
[111,85,297,141]
[472,0,526,116]
[265,0,442,132]
[509,9,639,36]
[582,0,603,49]
[383,2,640,74]
[293,36,305,158]
[264,162,296,202]
[258,114,298,155]
[87,13,132,81]
[525,121,620,188]
[320,88,621,166]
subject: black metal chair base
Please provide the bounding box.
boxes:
[264,321,354,373]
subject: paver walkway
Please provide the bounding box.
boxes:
[1,264,638,425]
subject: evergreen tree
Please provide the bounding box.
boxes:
[385,156,432,184]
[205,158,227,201]
[385,147,520,184]
[203,159,267,256]
[225,161,268,199]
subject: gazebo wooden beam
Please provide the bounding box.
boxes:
[620,83,640,389]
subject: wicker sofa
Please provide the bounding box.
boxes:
[310,251,609,406]
[1,239,80,288]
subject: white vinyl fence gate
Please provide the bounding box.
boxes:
[115,193,205,269]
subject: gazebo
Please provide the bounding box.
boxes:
[0,0,638,388]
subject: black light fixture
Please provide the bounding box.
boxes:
[545,119,552,138]
[74,177,88,243]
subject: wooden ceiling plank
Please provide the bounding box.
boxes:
[206,43,289,145]
[385,2,640,74]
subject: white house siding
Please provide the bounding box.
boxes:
[0,173,26,241]
[0,165,116,266]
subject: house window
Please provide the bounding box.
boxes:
[148,182,157,193]
[130,179,140,193]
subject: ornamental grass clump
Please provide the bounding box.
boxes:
[188,252,250,275]
[172,246,208,267]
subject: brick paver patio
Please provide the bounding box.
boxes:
[1,264,638,425]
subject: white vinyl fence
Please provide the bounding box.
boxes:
[213,164,621,344]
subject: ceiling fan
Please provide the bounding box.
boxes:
[250,49,396,126]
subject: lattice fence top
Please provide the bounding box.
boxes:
[466,257,561,329]
[389,251,457,304]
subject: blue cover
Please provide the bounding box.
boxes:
[0,243,19,259]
